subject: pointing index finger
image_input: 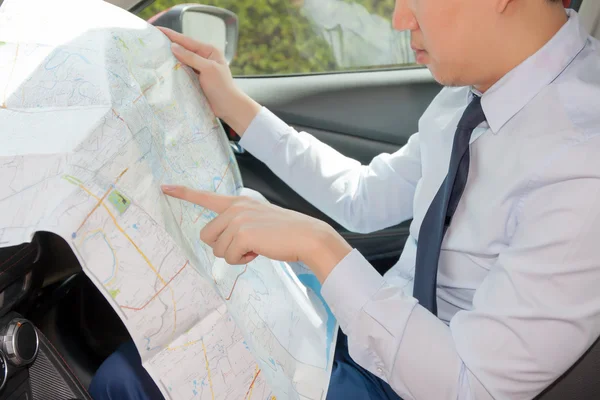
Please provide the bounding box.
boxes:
[161,185,235,214]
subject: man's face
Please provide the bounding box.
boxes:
[393,0,492,87]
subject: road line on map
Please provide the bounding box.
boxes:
[193,160,232,224]
[212,264,248,301]
[201,339,216,400]
[76,168,129,233]
[2,43,19,108]
[120,261,188,311]
[246,365,260,400]
[244,367,261,400]
[133,81,158,104]
[111,108,125,123]
[132,75,166,104]
[167,339,199,351]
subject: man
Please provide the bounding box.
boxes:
[90,0,600,399]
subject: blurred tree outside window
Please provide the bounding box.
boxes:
[138,0,418,76]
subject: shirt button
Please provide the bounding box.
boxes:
[377,367,383,375]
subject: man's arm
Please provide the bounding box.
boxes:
[160,27,421,234]
[239,107,421,234]
[321,139,600,399]
[162,135,600,399]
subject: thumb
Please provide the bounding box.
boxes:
[161,185,235,214]
[171,42,212,72]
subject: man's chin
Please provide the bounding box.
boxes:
[426,65,461,87]
[425,64,444,84]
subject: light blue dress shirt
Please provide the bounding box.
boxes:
[239,9,600,400]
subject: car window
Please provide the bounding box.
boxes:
[138,0,418,77]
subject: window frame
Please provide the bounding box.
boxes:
[124,0,586,78]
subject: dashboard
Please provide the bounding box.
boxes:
[0,235,91,399]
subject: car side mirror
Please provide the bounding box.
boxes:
[148,4,238,64]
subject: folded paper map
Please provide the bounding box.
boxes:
[0,0,337,398]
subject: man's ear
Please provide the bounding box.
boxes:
[495,0,514,13]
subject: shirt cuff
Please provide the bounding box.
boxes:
[321,249,385,332]
[238,107,291,164]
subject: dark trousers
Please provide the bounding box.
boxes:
[89,330,402,400]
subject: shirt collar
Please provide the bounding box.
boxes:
[477,9,589,134]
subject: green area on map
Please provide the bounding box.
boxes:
[108,190,131,214]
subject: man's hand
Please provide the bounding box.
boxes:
[157,27,261,135]
[162,185,352,283]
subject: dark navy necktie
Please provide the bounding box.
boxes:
[412,95,487,315]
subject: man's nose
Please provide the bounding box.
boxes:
[393,0,418,31]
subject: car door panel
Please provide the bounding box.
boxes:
[236,69,441,144]
[290,124,400,164]
[233,70,442,263]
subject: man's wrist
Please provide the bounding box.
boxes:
[224,92,262,136]
[302,221,352,283]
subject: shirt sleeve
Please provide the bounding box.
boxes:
[321,148,600,399]
[239,107,422,233]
